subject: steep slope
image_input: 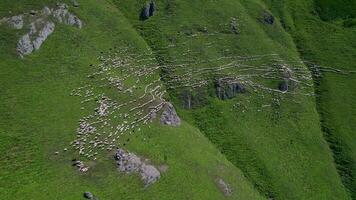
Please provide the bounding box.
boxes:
[263,0,356,198]
[117,0,351,199]
[0,0,263,199]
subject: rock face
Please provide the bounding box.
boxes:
[83,192,93,199]
[1,3,83,57]
[216,178,232,197]
[140,1,156,20]
[278,81,288,92]
[230,17,238,34]
[115,149,161,187]
[215,78,246,100]
[140,4,150,20]
[83,192,99,200]
[149,1,156,17]
[160,102,181,126]
[278,66,293,92]
[8,15,24,29]
[262,11,275,25]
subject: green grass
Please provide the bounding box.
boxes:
[0,0,263,199]
[117,0,351,199]
[264,0,356,198]
[1,0,355,199]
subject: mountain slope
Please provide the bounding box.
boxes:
[0,0,355,199]
[116,0,351,199]
[0,0,263,199]
[263,0,356,198]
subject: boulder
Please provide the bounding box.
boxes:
[140,164,161,187]
[215,78,246,100]
[17,34,34,57]
[160,102,181,126]
[216,178,232,197]
[72,0,80,7]
[149,1,156,17]
[115,149,161,187]
[83,192,93,199]
[32,21,55,50]
[115,149,142,173]
[140,4,150,20]
[8,15,24,29]
[262,11,275,25]
[278,81,288,92]
[230,17,238,34]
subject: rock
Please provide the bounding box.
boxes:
[215,78,246,100]
[30,10,37,15]
[17,34,34,57]
[230,17,238,34]
[140,164,160,187]
[115,149,142,173]
[160,102,181,126]
[66,13,83,28]
[83,192,93,199]
[52,3,83,28]
[8,3,83,58]
[8,15,24,29]
[32,21,55,50]
[115,149,161,187]
[149,1,156,17]
[262,11,275,25]
[216,178,232,197]
[278,81,288,92]
[140,4,150,20]
[42,6,52,16]
[72,0,80,7]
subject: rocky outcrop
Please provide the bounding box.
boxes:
[262,11,275,25]
[115,149,161,187]
[1,3,83,57]
[215,78,246,100]
[83,192,99,200]
[278,66,293,92]
[216,178,232,197]
[140,1,156,20]
[230,17,239,34]
[160,102,181,126]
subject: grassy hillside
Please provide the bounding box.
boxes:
[263,0,356,198]
[0,0,263,199]
[117,0,351,199]
[0,0,355,199]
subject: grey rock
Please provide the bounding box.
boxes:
[140,4,150,20]
[115,149,142,173]
[216,78,246,100]
[83,192,93,199]
[72,0,80,7]
[17,34,34,57]
[32,21,55,50]
[263,11,275,25]
[140,164,160,187]
[115,149,161,187]
[42,7,52,16]
[149,1,156,17]
[278,81,288,92]
[8,15,24,29]
[66,13,83,28]
[231,17,238,34]
[10,3,83,57]
[216,178,232,197]
[160,102,181,126]
[30,10,37,15]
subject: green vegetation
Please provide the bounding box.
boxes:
[0,0,355,199]
[264,0,356,198]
